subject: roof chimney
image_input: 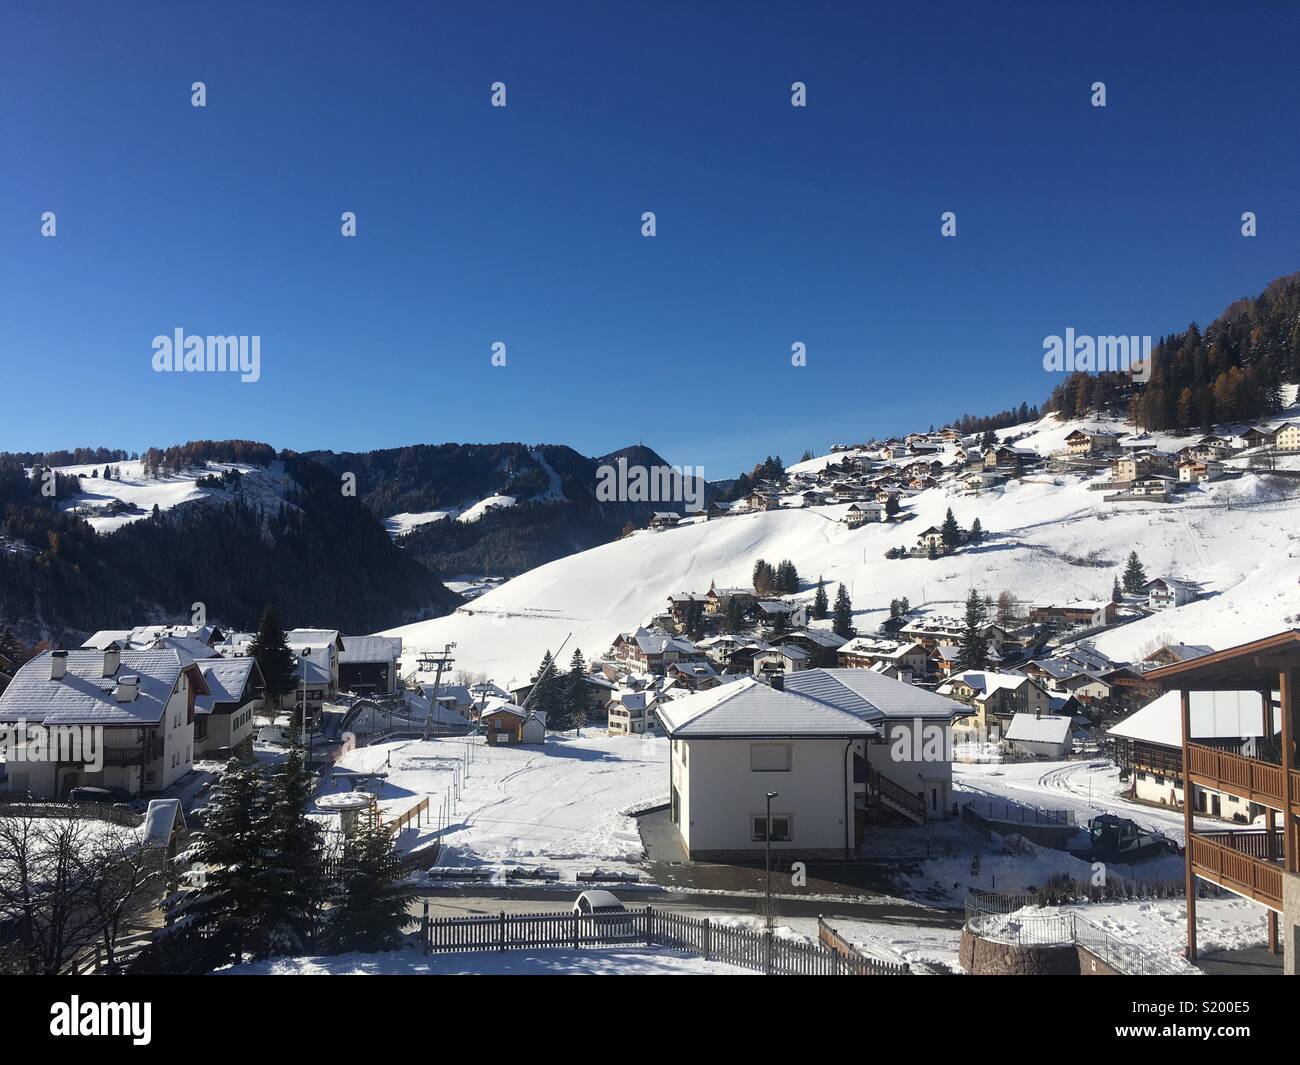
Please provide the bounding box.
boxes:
[103,646,120,677]
[50,650,67,681]
[770,672,784,692]
[115,676,140,702]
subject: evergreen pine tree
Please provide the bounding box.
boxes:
[723,596,744,634]
[811,579,829,621]
[1111,576,1123,603]
[958,589,989,671]
[154,757,271,971]
[969,517,983,543]
[320,820,421,955]
[260,743,326,956]
[564,648,589,732]
[1122,551,1147,595]
[249,605,297,711]
[940,508,961,551]
[529,651,565,729]
[832,584,855,639]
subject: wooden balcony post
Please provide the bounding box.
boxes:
[1181,687,1196,960]
[1281,669,1296,876]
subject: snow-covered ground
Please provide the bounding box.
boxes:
[221,945,754,975]
[955,759,1245,846]
[324,731,667,872]
[384,425,1300,687]
[50,459,294,533]
[384,510,456,536]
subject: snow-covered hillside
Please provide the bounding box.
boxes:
[51,460,295,533]
[386,410,1300,687]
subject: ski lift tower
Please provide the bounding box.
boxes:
[417,643,456,741]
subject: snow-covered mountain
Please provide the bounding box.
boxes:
[385,407,1300,688]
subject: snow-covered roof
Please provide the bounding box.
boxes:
[940,669,1030,698]
[1005,713,1073,744]
[0,649,203,726]
[195,657,259,714]
[141,798,185,847]
[783,668,969,722]
[339,635,402,664]
[1107,690,1269,748]
[656,677,876,739]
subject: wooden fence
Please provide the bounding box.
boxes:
[422,906,909,976]
[0,800,144,827]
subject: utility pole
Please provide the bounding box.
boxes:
[419,643,456,741]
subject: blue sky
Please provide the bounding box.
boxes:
[2,1,1298,478]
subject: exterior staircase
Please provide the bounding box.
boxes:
[873,771,927,824]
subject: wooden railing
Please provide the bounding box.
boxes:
[874,771,927,822]
[1189,835,1283,910]
[382,796,429,835]
[1186,743,1286,807]
[422,906,909,975]
[1197,830,1284,860]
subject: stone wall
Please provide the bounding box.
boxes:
[959,929,1079,975]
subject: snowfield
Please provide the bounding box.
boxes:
[385,409,1300,687]
[50,459,295,533]
[325,732,667,872]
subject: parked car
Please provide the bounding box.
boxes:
[68,785,133,805]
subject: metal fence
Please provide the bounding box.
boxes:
[964,892,1187,975]
[964,798,1075,826]
[422,906,909,976]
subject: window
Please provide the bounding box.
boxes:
[750,743,791,772]
[751,815,791,842]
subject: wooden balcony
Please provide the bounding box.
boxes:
[1185,743,1288,810]
[1189,834,1283,911]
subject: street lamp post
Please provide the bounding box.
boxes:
[765,791,778,927]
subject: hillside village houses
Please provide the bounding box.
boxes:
[1108,689,1269,822]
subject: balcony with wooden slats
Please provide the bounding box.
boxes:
[1189,834,1284,911]
[1185,743,1288,809]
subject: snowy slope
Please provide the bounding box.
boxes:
[384,411,1300,687]
[51,460,294,533]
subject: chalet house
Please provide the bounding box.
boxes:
[83,624,227,652]
[285,629,343,708]
[705,500,734,520]
[774,629,847,665]
[1060,671,1114,704]
[724,642,772,673]
[611,628,702,674]
[703,583,756,616]
[1028,601,1117,628]
[607,689,661,735]
[649,511,682,530]
[0,648,209,798]
[842,502,883,527]
[338,635,403,695]
[1139,642,1214,670]
[929,643,962,677]
[801,489,830,507]
[1143,576,1198,610]
[1021,645,1115,684]
[1064,429,1119,456]
[901,617,1008,654]
[746,492,781,512]
[983,445,1036,473]
[1178,458,1221,484]
[1181,439,1234,462]
[192,657,263,757]
[836,637,929,677]
[752,645,811,679]
[755,600,808,629]
[1274,422,1300,452]
[666,591,709,626]
[938,669,1052,736]
[1242,426,1275,450]
[1108,689,1269,822]
[1004,713,1075,759]
[1112,452,1161,482]
[914,526,946,555]
[667,660,722,692]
